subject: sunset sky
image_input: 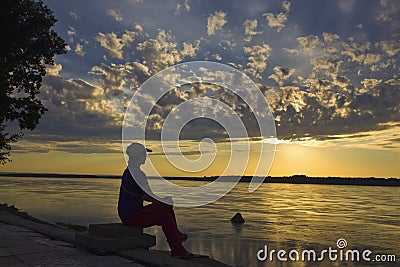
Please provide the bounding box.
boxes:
[2,0,399,178]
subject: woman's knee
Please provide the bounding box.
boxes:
[157,209,174,223]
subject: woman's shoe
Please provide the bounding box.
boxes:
[173,251,194,259]
[180,232,188,242]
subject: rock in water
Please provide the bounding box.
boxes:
[230,212,245,224]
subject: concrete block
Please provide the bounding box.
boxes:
[75,232,155,255]
[89,223,143,238]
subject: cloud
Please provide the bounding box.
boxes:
[262,0,290,32]
[213,54,222,60]
[259,27,400,140]
[268,66,295,86]
[341,41,370,63]
[89,63,132,98]
[28,76,123,142]
[282,48,299,55]
[25,0,400,150]
[243,19,261,42]
[175,0,190,15]
[311,57,342,78]
[12,140,121,154]
[377,40,400,57]
[69,11,79,20]
[271,73,400,139]
[384,78,400,87]
[88,27,202,122]
[300,123,400,151]
[243,44,272,80]
[46,64,62,77]
[74,43,85,57]
[322,32,340,43]
[151,150,203,156]
[363,53,381,65]
[376,0,400,24]
[130,62,151,85]
[66,79,103,99]
[181,40,200,57]
[95,25,142,59]
[332,75,350,88]
[281,86,307,113]
[106,9,123,22]
[264,12,288,32]
[282,0,291,12]
[207,11,227,35]
[96,32,120,58]
[137,30,182,72]
[360,78,382,95]
[67,26,76,43]
[297,35,319,54]
[135,30,200,73]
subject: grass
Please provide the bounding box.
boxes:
[55,221,88,232]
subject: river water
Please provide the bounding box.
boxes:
[0,176,399,266]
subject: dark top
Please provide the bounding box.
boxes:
[117,168,145,219]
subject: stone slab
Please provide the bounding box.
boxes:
[89,223,143,238]
[154,250,231,267]
[119,249,231,267]
[0,247,12,257]
[75,232,156,255]
[72,254,132,266]
[0,213,147,267]
[16,250,89,267]
[0,211,75,244]
[118,248,206,267]
[3,244,59,255]
[0,256,30,267]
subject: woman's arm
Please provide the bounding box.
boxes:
[133,168,173,206]
[143,191,172,206]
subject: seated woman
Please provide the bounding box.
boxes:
[118,142,191,258]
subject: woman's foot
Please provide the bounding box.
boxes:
[180,232,188,242]
[172,251,193,259]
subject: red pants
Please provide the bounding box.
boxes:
[121,203,187,256]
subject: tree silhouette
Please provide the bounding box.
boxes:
[0,0,66,164]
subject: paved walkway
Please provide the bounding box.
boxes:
[0,222,145,267]
[0,210,231,267]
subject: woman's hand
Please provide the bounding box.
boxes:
[160,196,174,206]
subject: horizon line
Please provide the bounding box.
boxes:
[0,172,399,180]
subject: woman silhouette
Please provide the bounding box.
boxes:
[118,142,192,258]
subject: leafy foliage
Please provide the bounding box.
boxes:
[0,0,66,164]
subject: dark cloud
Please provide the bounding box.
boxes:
[150,150,203,156]
[26,0,400,153]
[12,141,120,154]
[314,133,371,141]
[26,75,122,142]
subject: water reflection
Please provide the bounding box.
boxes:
[0,177,399,266]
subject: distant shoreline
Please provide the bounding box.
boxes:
[1,172,399,186]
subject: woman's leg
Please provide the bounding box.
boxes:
[168,207,187,240]
[122,203,186,256]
